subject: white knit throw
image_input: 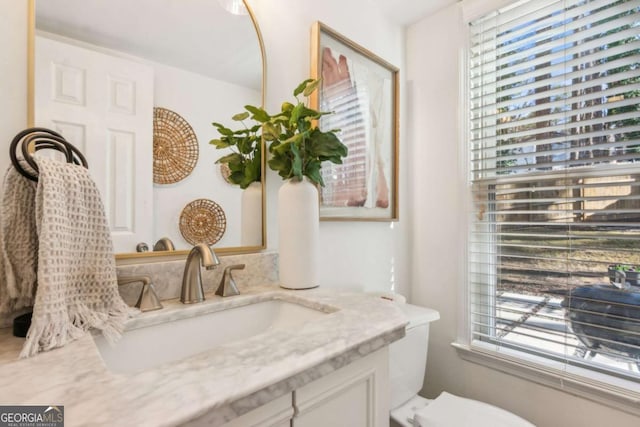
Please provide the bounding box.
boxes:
[0,163,38,314]
[0,157,129,357]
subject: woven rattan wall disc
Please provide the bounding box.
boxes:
[153,107,199,184]
[220,163,233,184]
[179,199,226,245]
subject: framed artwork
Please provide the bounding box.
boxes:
[311,21,399,221]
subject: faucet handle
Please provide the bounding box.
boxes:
[215,264,245,297]
[136,282,163,312]
[117,275,163,312]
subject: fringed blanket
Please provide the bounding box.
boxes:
[0,157,128,357]
[0,163,38,314]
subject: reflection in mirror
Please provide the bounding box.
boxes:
[31,0,265,256]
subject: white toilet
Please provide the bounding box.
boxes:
[389,302,535,427]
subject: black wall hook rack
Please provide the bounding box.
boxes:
[9,127,89,182]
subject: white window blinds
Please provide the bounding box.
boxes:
[468,0,640,382]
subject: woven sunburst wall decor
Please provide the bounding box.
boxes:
[219,163,233,184]
[153,107,199,184]
[179,198,227,245]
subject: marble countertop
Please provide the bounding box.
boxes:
[0,286,407,426]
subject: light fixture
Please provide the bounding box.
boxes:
[217,0,248,15]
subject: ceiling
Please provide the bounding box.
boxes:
[35,0,262,90]
[372,0,459,26]
[35,0,457,90]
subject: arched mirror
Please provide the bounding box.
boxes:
[28,0,266,259]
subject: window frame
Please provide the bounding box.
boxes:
[455,0,640,415]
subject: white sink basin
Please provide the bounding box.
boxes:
[93,299,329,374]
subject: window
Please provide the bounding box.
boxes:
[468,0,640,391]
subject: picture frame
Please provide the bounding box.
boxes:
[311,21,399,221]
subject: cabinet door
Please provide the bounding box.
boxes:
[183,393,293,427]
[219,393,293,427]
[293,347,390,427]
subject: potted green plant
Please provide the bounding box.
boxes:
[260,79,347,185]
[608,264,640,287]
[210,112,262,189]
[217,79,347,184]
[243,78,348,289]
[210,113,263,246]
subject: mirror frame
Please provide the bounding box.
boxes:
[27,0,267,260]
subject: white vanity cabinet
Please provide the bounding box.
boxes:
[215,347,390,427]
[292,347,390,427]
[218,393,293,427]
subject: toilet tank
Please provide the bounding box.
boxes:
[389,303,440,409]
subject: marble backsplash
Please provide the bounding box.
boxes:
[116,251,279,306]
[0,251,279,327]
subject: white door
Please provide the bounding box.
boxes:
[35,34,154,253]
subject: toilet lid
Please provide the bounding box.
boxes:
[414,392,535,427]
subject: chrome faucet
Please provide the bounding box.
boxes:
[117,275,163,312]
[181,243,220,304]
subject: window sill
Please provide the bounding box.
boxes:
[452,341,640,417]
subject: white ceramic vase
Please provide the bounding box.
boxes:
[240,181,263,246]
[278,177,319,289]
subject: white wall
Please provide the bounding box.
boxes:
[2,0,409,296]
[249,0,410,295]
[0,0,28,176]
[407,3,640,426]
[153,62,261,249]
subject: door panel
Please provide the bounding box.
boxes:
[35,35,154,252]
